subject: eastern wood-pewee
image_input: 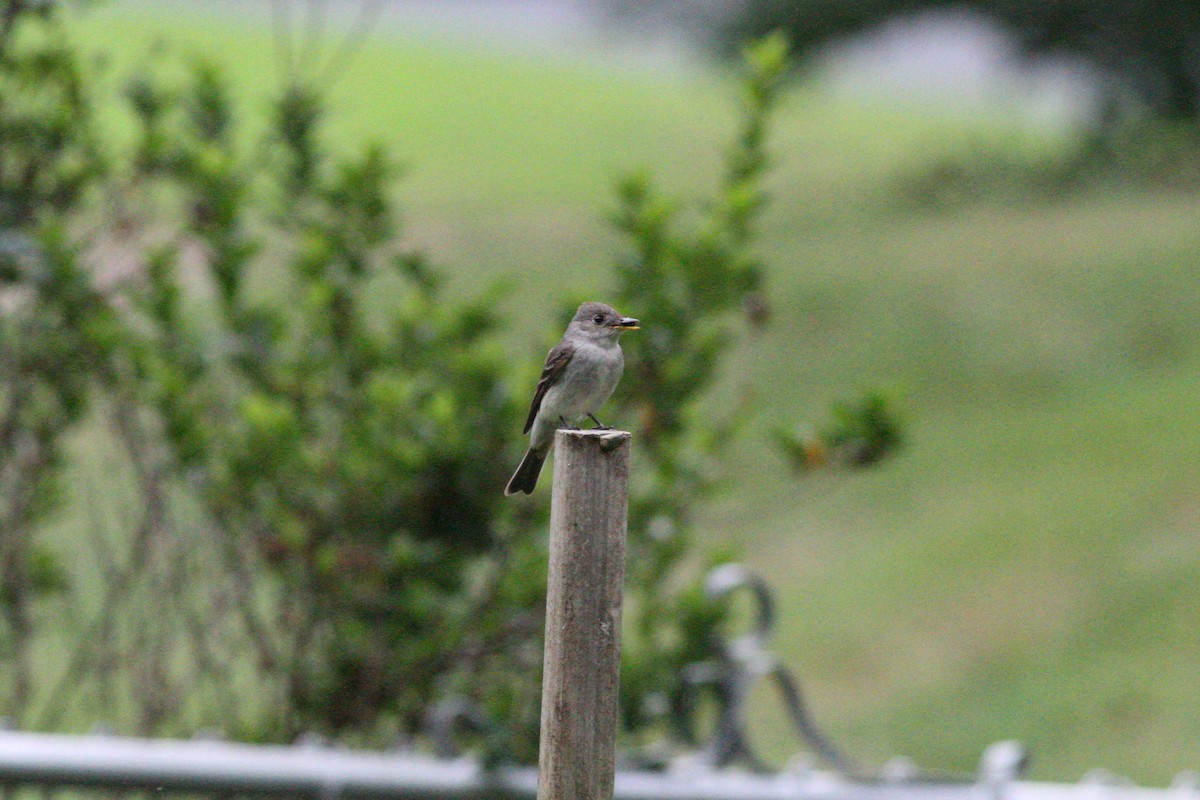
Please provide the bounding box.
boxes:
[504,302,639,496]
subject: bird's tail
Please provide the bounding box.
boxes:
[505,448,547,496]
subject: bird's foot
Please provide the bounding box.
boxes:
[587,414,612,430]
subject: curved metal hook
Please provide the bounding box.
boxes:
[676,564,860,775]
[705,563,775,650]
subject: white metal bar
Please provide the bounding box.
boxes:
[0,731,1193,800]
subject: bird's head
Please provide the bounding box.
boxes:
[573,302,639,340]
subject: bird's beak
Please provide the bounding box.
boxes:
[612,317,640,331]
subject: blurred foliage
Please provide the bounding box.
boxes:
[608,0,1200,174]
[0,1,898,759]
[120,67,534,738]
[896,118,1200,208]
[774,391,904,472]
[0,0,112,711]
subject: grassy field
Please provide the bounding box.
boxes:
[64,2,1200,785]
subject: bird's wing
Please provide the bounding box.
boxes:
[523,342,575,434]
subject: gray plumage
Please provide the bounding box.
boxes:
[505,302,639,496]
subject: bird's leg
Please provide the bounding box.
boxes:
[587,413,612,431]
[559,416,580,431]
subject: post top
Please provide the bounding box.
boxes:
[555,428,631,451]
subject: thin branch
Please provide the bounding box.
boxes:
[301,0,329,79]
[270,0,297,89]
[315,0,383,91]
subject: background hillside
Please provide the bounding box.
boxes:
[58,1,1200,784]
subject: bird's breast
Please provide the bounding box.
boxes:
[542,342,623,419]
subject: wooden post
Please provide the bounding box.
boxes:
[537,428,631,800]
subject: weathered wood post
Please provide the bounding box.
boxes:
[537,428,631,800]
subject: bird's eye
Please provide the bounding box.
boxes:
[592,314,605,324]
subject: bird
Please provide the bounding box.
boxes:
[505,302,639,496]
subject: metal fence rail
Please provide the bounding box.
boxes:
[0,730,1195,800]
